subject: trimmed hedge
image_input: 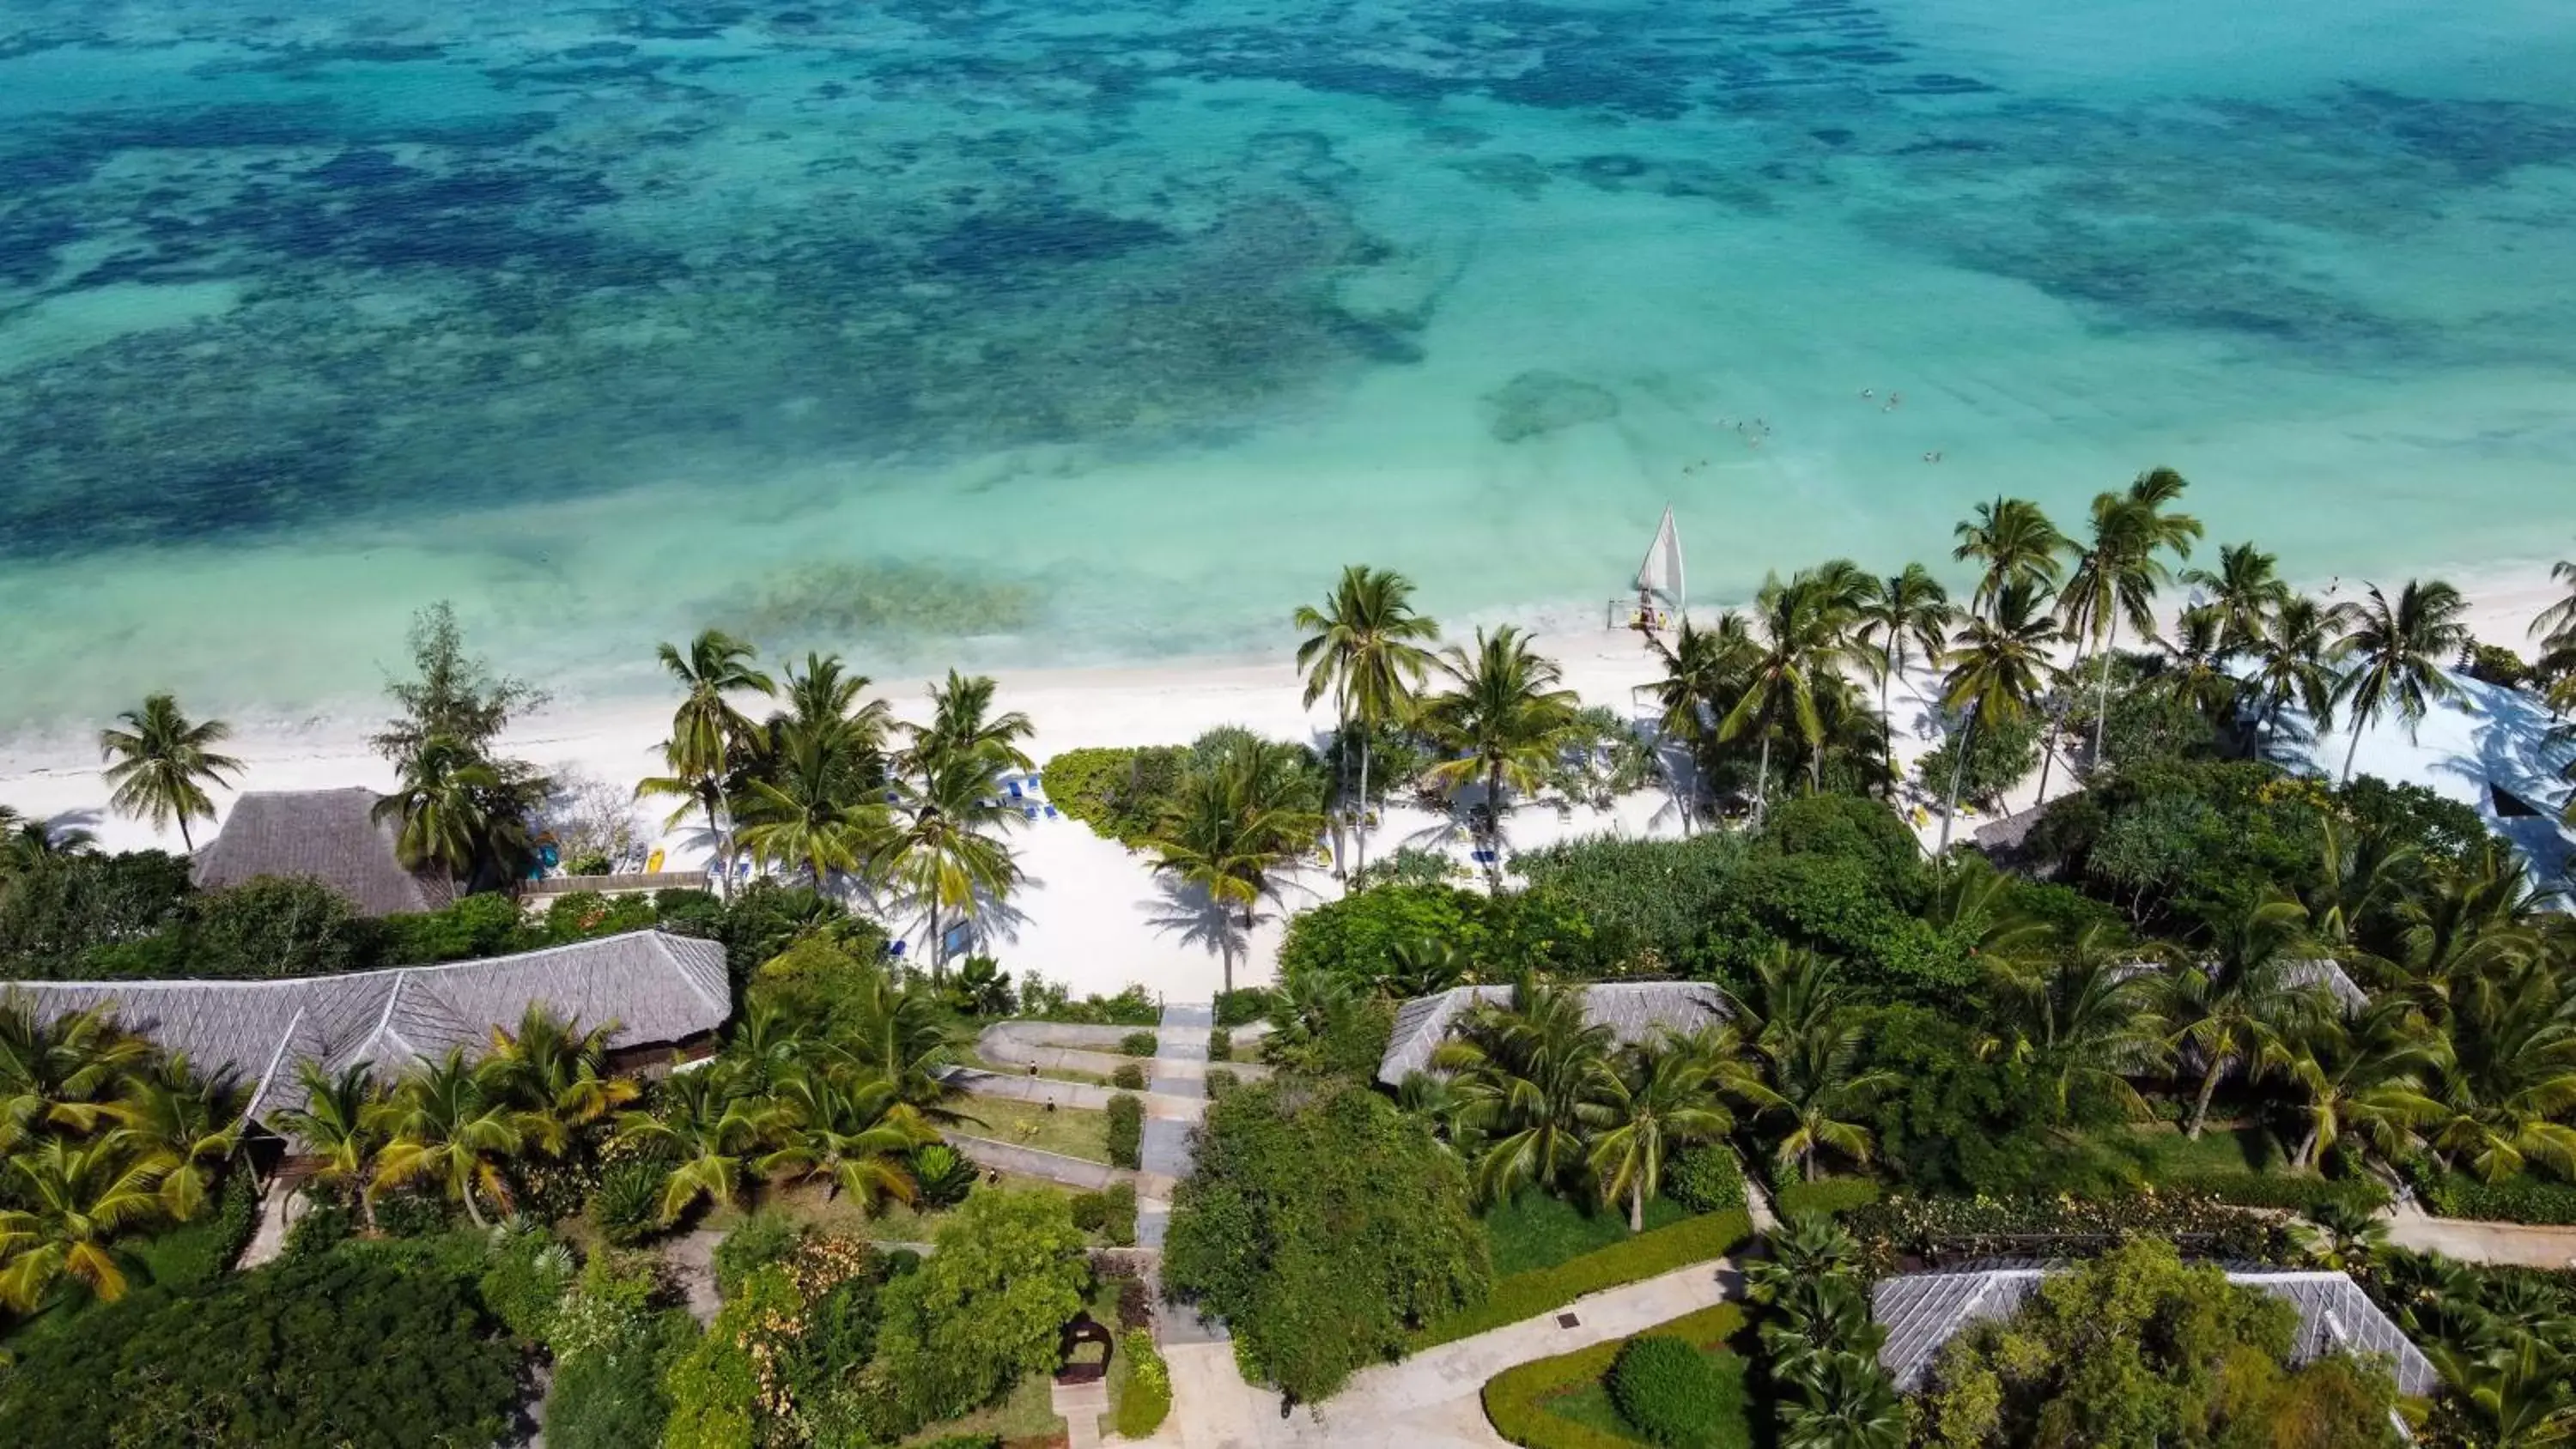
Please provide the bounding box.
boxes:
[1771,1178,1881,1218]
[1417,1211,1753,1349]
[1115,1328,1172,1437]
[1111,1063,1148,1090]
[1107,1094,1145,1169]
[2172,1171,2390,1216]
[1119,1031,1160,1058]
[1844,1191,2293,1275]
[1482,1304,1746,1449]
[1609,1336,1734,1447]
[1209,1028,1233,1062]
[1664,1147,1746,1215]
[2422,1173,2576,1226]
[1214,988,1273,1028]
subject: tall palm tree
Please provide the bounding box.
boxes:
[1722,567,1859,812]
[483,1007,636,1155]
[1643,613,1758,829]
[97,694,242,852]
[269,1060,385,1232]
[2530,558,2576,658]
[2246,594,2340,755]
[2144,603,2245,730]
[613,1065,778,1223]
[1588,1044,1735,1232]
[2280,1000,2445,1173]
[734,726,884,888]
[650,629,776,896]
[1992,931,2171,1125]
[1761,1011,1896,1182]
[2329,579,2471,784]
[756,1070,934,1209]
[829,967,967,1113]
[1422,627,1583,893]
[0,996,149,1154]
[2399,842,2554,997]
[2433,958,2576,1184]
[1853,566,1953,785]
[1780,1351,1907,1449]
[1431,978,1620,1203]
[1294,565,1441,888]
[902,670,1035,777]
[870,749,1022,974]
[0,1137,169,1310]
[365,1049,526,1228]
[369,735,507,891]
[2164,893,2334,1139]
[1934,581,2060,852]
[1146,737,1325,993]
[773,652,893,764]
[2182,541,2292,653]
[1951,496,2068,621]
[2059,470,2202,770]
[0,815,98,875]
[104,1056,245,1222]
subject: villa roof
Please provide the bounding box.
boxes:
[192,788,445,917]
[1,931,729,1132]
[2107,958,2372,1016]
[1872,1266,2439,1397]
[1376,981,1730,1085]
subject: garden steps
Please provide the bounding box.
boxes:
[941,1130,1178,1199]
[972,1021,1273,1085]
[939,1064,1207,1122]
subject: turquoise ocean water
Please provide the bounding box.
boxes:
[3,0,2574,730]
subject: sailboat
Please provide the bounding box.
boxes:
[1627,503,1686,631]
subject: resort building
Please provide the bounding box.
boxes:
[1872,1265,2440,1397]
[191,787,447,917]
[1376,980,1730,1085]
[0,931,731,1135]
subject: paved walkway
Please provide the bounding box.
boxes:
[1053,1376,1109,1449]
[941,1131,1178,1198]
[1139,1003,1212,1252]
[1151,1258,1741,1447]
[2387,1203,2576,1269]
[940,1063,1207,1122]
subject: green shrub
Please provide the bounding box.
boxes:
[1119,1031,1159,1057]
[714,1209,807,1298]
[1208,1028,1233,1061]
[374,1188,452,1239]
[1771,1178,1880,1218]
[1482,1304,1747,1449]
[1213,988,1273,1028]
[591,1157,669,1246]
[1107,1094,1145,1169]
[1417,1211,1753,1349]
[134,1168,261,1289]
[0,1246,522,1448]
[478,1228,578,1343]
[2172,1171,2390,1216]
[1206,1069,1239,1098]
[1017,979,1162,1025]
[1044,745,1191,847]
[545,1308,695,1449]
[2462,641,2532,689]
[1115,1328,1173,1437]
[908,1144,977,1207]
[1844,1191,2292,1275]
[1609,1335,1735,1448]
[281,1197,352,1261]
[1111,1062,1148,1090]
[1664,1147,1747,1215]
[1099,1181,1139,1246]
[2422,1173,2576,1225]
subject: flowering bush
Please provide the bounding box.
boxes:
[1844,1191,2293,1275]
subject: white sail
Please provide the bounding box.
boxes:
[1634,504,1685,615]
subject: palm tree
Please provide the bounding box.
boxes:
[2279,1000,2445,1173]
[270,1060,384,1233]
[1294,565,1441,888]
[1853,566,1953,784]
[2433,958,2576,1184]
[2164,893,2334,1139]
[2144,603,2245,730]
[1146,737,1325,993]
[1587,1044,1735,1232]
[1431,978,1620,1203]
[483,1008,636,1155]
[1761,1011,1896,1182]
[2398,843,2554,1001]
[97,694,242,852]
[829,967,967,1112]
[612,1066,778,1223]
[2246,595,2340,755]
[871,749,1022,974]
[2296,1199,2392,1273]
[0,1137,169,1310]
[1780,1351,1907,1449]
[1951,496,2068,621]
[1993,931,2170,1125]
[0,996,149,1153]
[2329,579,2471,784]
[0,815,98,874]
[902,670,1035,776]
[2060,469,2202,771]
[773,652,892,765]
[734,726,884,888]
[1643,613,1758,828]
[1721,567,1858,812]
[756,1070,934,1209]
[104,1056,244,1222]
[1385,937,1471,998]
[365,1050,526,1228]
[1933,580,2060,852]
[2530,558,2576,658]
[2182,541,2292,653]
[651,629,776,896]
[371,736,504,891]
[1422,627,1583,892]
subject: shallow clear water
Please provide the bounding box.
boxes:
[3,0,2574,729]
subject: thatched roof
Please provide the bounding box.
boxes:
[1874,1266,2438,1397]
[2108,958,2372,1016]
[2,931,728,1133]
[1376,981,1730,1085]
[193,788,445,917]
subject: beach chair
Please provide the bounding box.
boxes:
[1471,848,1497,865]
[1023,806,1040,821]
[1006,780,1025,801]
[1044,804,1060,820]
[888,939,906,959]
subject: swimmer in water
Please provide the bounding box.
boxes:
[1861,388,1874,399]
[1884,392,1903,411]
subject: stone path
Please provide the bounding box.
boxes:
[1052,1377,1109,1449]
[1151,1258,1741,1447]
[1138,1003,1210,1253]
[941,1131,1178,1198]
[2386,1202,2576,1269]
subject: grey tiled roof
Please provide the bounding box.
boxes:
[1376,981,1730,1084]
[1873,1267,2439,1397]
[194,788,445,917]
[2108,958,2371,1016]
[3,931,728,1135]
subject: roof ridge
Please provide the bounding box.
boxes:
[647,933,728,1016]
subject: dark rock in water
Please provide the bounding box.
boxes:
[1482,371,1619,443]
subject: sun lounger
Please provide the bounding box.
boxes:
[1044,804,1060,820]
[1023,806,1040,820]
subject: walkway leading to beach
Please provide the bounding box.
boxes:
[1138,1002,1210,1252]
[2386,1203,2576,1270]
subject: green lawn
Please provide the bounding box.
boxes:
[899,1368,1060,1445]
[758,1173,1103,1245]
[946,1095,1111,1163]
[1540,1349,1753,1449]
[958,1049,1112,1088]
[1483,1191,1691,1278]
[2093,1124,2281,1181]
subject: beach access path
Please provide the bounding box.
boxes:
[2386,1202,2576,1270]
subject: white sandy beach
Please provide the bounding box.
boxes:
[3,562,2569,1000]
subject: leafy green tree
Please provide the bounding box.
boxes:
[1147,736,1326,992]
[2279,998,2444,1173]
[2329,579,2471,784]
[2246,594,2341,755]
[901,669,1036,777]
[733,725,883,887]
[97,694,242,852]
[270,1060,385,1232]
[870,750,1022,977]
[643,628,775,897]
[1294,564,1441,887]
[373,600,547,768]
[1763,1009,1897,1182]
[1423,626,1583,892]
[2059,470,2201,780]
[2182,541,2293,654]
[872,1189,1091,1420]
[372,736,544,894]
[1952,495,2069,621]
[1722,565,1862,813]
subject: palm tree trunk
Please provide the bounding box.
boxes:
[2293,1123,2320,1172]
[1879,666,1896,794]
[179,815,195,852]
[2092,615,2122,765]
[2340,709,2366,785]
[459,1175,489,1228]
[1354,731,1372,894]
[706,797,731,901]
[927,895,942,985]
[1754,732,1773,825]
[1630,1176,1645,1234]
[1483,761,1504,894]
[1936,714,1977,854]
[2185,1058,2224,1140]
